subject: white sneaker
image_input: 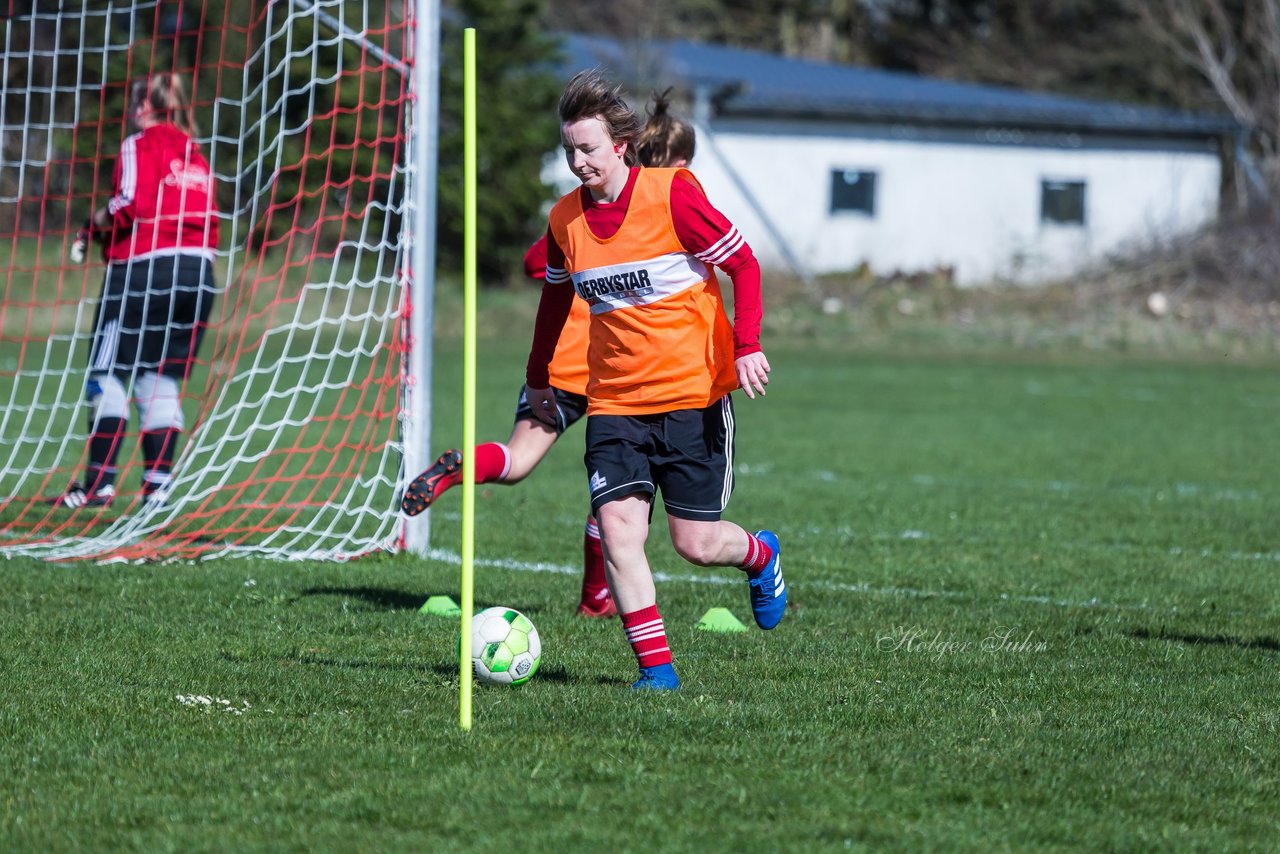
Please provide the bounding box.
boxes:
[142,485,172,509]
[45,482,115,509]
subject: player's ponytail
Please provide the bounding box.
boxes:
[634,88,696,168]
[129,73,198,137]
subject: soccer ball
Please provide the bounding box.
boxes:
[469,606,541,686]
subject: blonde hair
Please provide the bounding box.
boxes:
[129,73,197,136]
[558,69,642,167]
[634,89,695,168]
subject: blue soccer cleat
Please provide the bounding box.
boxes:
[631,662,681,691]
[747,530,786,629]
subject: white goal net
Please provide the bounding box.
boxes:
[0,0,429,561]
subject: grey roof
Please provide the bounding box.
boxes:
[563,33,1238,139]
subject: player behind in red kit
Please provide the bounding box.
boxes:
[401,91,697,619]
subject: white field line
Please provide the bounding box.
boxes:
[421,547,1158,613]
[725,464,1270,503]
[898,474,1264,503]
[538,465,1265,504]
[781,471,1264,502]
[434,507,1280,567]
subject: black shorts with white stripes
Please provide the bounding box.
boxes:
[88,254,218,381]
[584,395,736,522]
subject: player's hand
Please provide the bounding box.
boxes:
[70,218,92,263]
[526,386,557,426]
[735,351,771,400]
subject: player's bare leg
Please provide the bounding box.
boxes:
[668,516,787,630]
[598,494,678,689]
[401,419,557,516]
[501,418,614,617]
[667,517,751,566]
[499,418,558,483]
[597,495,655,612]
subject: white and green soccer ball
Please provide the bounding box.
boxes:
[469,606,541,686]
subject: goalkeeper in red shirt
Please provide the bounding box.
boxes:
[48,73,219,510]
[402,92,697,619]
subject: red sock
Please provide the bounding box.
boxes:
[473,442,512,484]
[437,442,511,495]
[739,532,773,576]
[581,515,608,602]
[621,605,672,668]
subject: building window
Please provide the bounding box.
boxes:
[830,168,876,215]
[1041,179,1086,225]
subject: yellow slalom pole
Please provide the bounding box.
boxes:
[459,26,477,732]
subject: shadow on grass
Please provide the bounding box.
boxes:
[426,662,575,684]
[423,663,620,688]
[221,648,578,684]
[299,585,435,611]
[298,586,552,620]
[1129,627,1280,652]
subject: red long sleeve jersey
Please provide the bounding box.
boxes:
[523,234,593,395]
[526,167,763,392]
[105,123,219,262]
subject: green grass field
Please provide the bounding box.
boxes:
[2,329,1278,851]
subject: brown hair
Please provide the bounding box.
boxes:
[634,89,695,168]
[129,72,197,136]
[558,69,642,167]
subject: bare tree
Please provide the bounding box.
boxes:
[1129,0,1278,204]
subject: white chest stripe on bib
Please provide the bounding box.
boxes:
[572,252,708,314]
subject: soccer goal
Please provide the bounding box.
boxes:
[0,0,435,561]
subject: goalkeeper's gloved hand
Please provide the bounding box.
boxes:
[70,217,94,264]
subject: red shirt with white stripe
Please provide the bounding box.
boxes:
[104,123,219,262]
[527,167,763,399]
[523,234,593,395]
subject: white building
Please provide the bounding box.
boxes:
[555,34,1237,285]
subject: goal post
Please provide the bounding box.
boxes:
[0,0,436,562]
[403,0,440,556]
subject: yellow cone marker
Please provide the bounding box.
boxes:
[420,595,461,617]
[697,607,748,633]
